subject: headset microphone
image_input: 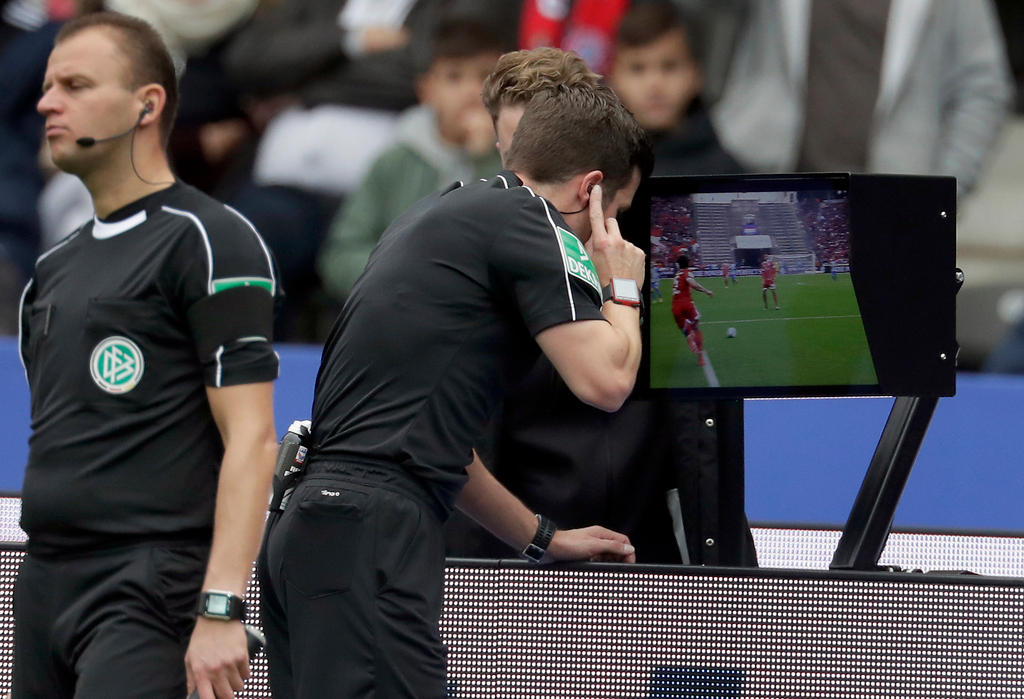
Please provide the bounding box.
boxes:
[76,103,151,148]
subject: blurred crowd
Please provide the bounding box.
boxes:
[1,0,1021,355]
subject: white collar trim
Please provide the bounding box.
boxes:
[92,209,147,239]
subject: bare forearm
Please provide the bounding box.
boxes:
[455,452,537,552]
[201,438,277,596]
[536,309,641,412]
[455,452,637,564]
[599,300,642,382]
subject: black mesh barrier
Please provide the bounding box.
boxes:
[440,563,1024,698]
[0,548,1021,697]
[0,495,1021,697]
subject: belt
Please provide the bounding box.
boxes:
[304,460,446,521]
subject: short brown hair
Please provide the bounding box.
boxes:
[481,47,601,121]
[55,12,179,144]
[504,84,653,196]
[420,18,506,74]
[616,2,700,64]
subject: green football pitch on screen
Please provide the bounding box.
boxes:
[650,272,878,389]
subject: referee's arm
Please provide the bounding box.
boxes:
[186,382,278,699]
[536,186,645,412]
[536,305,641,412]
[457,451,636,564]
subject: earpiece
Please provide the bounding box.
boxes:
[556,182,597,216]
[143,102,154,114]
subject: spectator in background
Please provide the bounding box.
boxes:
[223,0,444,197]
[317,19,504,303]
[608,1,740,176]
[0,0,71,53]
[106,0,258,72]
[712,0,1013,198]
[518,0,629,76]
[221,1,516,338]
[218,0,443,338]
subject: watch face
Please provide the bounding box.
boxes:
[611,278,641,302]
[207,594,230,616]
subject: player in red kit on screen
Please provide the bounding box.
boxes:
[761,256,780,310]
[672,255,714,366]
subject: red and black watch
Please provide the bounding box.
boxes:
[601,277,642,307]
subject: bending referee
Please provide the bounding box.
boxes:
[259,84,653,697]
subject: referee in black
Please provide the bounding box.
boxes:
[17,13,279,698]
[259,84,653,697]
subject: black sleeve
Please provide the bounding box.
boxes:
[173,205,281,387]
[489,195,604,336]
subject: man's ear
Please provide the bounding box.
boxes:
[581,170,603,200]
[137,84,165,126]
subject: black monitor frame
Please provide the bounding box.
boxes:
[626,172,958,400]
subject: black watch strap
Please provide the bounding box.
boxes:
[196,590,247,621]
[520,514,556,563]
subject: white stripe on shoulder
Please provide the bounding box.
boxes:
[16,278,33,385]
[534,198,577,321]
[34,228,81,266]
[223,204,277,296]
[214,345,224,387]
[522,185,538,198]
[162,205,215,294]
[497,174,510,189]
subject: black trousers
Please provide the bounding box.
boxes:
[259,466,447,698]
[13,540,208,698]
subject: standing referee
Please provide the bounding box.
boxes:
[17,13,279,699]
[259,84,653,697]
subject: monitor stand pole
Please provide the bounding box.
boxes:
[829,395,939,571]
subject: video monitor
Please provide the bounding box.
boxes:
[629,174,957,399]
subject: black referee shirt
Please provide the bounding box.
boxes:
[18,182,280,553]
[310,172,605,512]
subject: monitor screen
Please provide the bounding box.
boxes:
[631,174,957,399]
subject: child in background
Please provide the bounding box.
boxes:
[608,2,739,177]
[318,19,505,302]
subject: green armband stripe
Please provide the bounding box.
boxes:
[212,277,273,294]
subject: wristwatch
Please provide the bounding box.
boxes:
[601,277,642,307]
[520,514,556,564]
[196,590,247,621]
